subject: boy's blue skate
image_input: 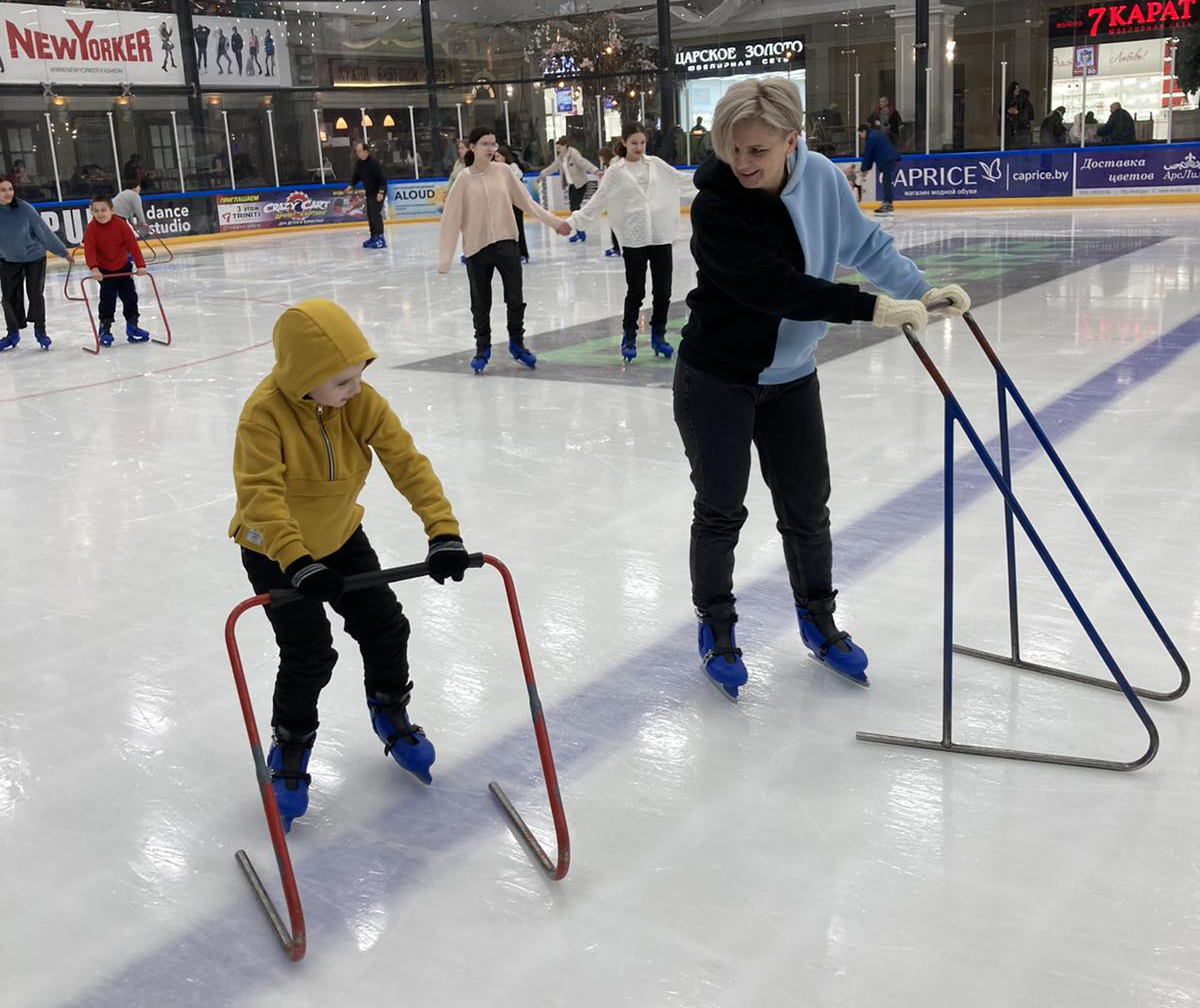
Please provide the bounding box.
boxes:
[34,326,51,349]
[98,325,114,347]
[797,592,869,686]
[126,320,150,343]
[620,332,637,362]
[471,345,491,374]
[267,726,315,833]
[0,330,19,351]
[569,230,587,243]
[509,340,536,369]
[650,326,673,359]
[697,603,748,701]
[367,689,435,785]
[605,247,622,258]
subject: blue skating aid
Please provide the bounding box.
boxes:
[367,690,436,785]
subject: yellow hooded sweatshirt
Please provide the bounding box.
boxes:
[229,299,459,571]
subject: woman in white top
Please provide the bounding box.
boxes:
[538,138,599,242]
[438,127,569,374]
[565,122,693,362]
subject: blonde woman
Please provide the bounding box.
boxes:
[437,128,569,373]
[675,77,970,698]
[564,122,693,362]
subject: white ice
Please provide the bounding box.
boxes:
[2,206,1199,1008]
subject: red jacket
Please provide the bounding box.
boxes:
[83,217,145,273]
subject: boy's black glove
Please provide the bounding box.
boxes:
[426,534,469,584]
[284,556,344,602]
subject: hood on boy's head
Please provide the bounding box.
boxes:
[272,298,376,401]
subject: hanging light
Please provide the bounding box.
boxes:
[335,116,348,129]
[382,114,395,127]
[362,113,374,126]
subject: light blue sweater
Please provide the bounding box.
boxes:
[0,200,70,262]
[759,141,930,384]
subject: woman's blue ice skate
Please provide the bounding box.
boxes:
[697,604,748,701]
[1,330,20,351]
[471,346,491,374]
[650,326,673,359]
[126,320,150,343]
[267,726,315,833]
[797,592,869,686]
[34,326,51,349]
[509,340,536,369]
[620,332,637,362]
[367,690,436,785]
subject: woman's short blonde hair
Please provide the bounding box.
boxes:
[710,77,805,163]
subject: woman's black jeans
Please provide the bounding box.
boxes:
[672,358,834,614]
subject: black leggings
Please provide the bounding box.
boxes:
[464,239,525,353]
[621,244,672,334]
[1,257,48,330]
[241,526,411,733]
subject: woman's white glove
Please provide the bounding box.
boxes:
[872,295,929,333]
[922,284,971,317]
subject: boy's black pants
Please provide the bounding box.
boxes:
[97,261,139,326]
[241,525,412,733]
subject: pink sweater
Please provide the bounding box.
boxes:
[437,161,561,271]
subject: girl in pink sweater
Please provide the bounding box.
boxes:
[437,127,569,374]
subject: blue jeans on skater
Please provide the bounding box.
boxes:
[879,159,898,204]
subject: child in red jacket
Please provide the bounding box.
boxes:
[82,195,149,345]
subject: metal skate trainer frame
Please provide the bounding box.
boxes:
[857,310,1189,772]
[63,237,173,354]
[224,553,570,961]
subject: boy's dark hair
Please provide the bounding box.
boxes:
[555,136,568,148]
[91,194,114,207]
[123,176,140,190]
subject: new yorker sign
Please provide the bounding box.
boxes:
[675,36,805,75]
[1050,2,1196,39]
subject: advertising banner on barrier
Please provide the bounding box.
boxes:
[888,150,1075,200]
[386,180,449,220]
[34,193,216,247]
[1074,145,1200,195]
[0,5,186,86]
[215,187,366,232]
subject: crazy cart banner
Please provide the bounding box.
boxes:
[0,5,186,86]
[216,187,367,233]
[1074,146,1200,195]
[386,180,449,220]
[192,15,291,89]
[886,150,1075,200]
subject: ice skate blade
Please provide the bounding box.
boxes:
[700,659,740,703]
[806,651,870,688]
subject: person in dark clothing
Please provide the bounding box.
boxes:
[193,22,210,70]
[230,26,244,74]
[1013,88,1036,148]
[1002,81,1022,146]
[1098,102,1137,145]
[0,179,70,351]
[216,27,232,74]
[1040,106,1068,147]
[869,96,902,144]
[676,77,971,699]
[264,29,276,76]
[859,123,900,214]
[345,140,387,249]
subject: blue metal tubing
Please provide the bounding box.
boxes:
[958,311,1190,702]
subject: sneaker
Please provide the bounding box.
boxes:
[508,340,536,369]
[98,325,114,347]
[34,326,51,350]
[0,330,18,351]
[797,591,869,686]
[471,345,491,374]
[697,603,749,701]
[126,321,150,343]
[367,689,435,785]
[267,726,316,833]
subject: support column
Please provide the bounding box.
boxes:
[915,0,929,152]
[419,0,444,173]
[173,0,205,134]
[928,4,963,151]
[891,2,917,139]
[656,0,677,162]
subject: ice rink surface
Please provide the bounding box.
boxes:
[2,204,1199,1008]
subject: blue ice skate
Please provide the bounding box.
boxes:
[0,330,19,351]
[126,320,150,343]
[650,326,673,360]
[362,236,376,248]
[34,326,51,350]
[471,345,491,374]
[569,230,587,243]
[697,604,748,701]
[98,325,114,347]
[605,247,622,258]
[509,340,536,369]
[620,332,637,362]
[797,592,869,686]
[267,726,315,833]
[367,689,435,785]
[375,235,387,249]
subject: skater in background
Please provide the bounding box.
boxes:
[215,28,232,74]
[82,195,150,347]
[676,77,970,698]
[193,21,210,70]
[0,178,69,351]
[345,140,387,249]
[564,121,692,363]
[494,145,530,263]
[437,127,570,374]
[112,178,147,234]
[859,121,901,215]
[538,137,598,242]
[448,138,469,188]
[229,298,471,832]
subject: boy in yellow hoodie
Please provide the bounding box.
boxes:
[230,298,469,832]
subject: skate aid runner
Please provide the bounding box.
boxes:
[676,76,969,699]
[229,298,471,832]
